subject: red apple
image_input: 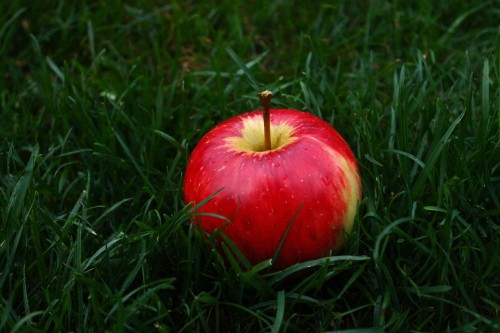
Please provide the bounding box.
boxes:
[184,92,362,269]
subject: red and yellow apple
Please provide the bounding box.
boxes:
[184,92,362,269]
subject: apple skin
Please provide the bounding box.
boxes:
[184,109,362,269]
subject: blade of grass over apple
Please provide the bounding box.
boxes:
[187,188,224,211]
[220,233,253,272]
[270,202,303,270]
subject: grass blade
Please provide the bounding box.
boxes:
[412,110,465,197]
[225,46,261,90]
[271,290,286,333]
[115,130,154,190]
[0,7,26,55]
[5,145,38,226]
[8,311,44,333]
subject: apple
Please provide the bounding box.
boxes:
[184,91,362,269]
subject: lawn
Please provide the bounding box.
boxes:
[1,1,499,332]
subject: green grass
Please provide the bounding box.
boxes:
[1,0,499,332]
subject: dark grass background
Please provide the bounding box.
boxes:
[1,1,499,332]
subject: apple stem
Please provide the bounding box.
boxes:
[259,90,273,151]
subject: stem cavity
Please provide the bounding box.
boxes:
[259,90,273,151]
